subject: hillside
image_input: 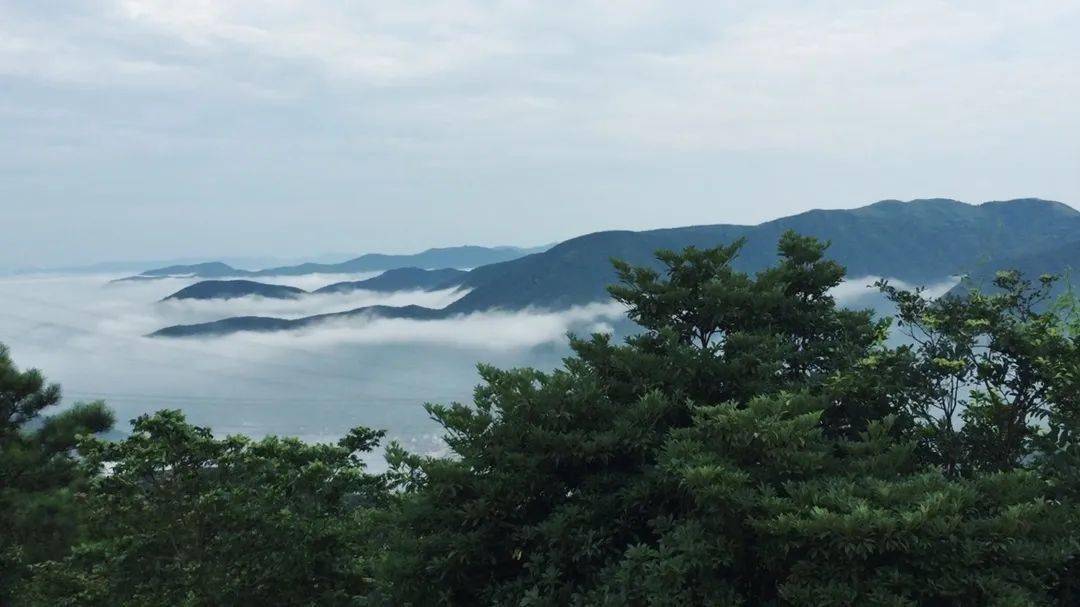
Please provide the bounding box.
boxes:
[150,304,445,337]
[150,198,1080,338]
[314,268,467,294]
[133,262,244,280]
[443,198,1079,313]
[162,280,307,301]
[949,237,1080,298]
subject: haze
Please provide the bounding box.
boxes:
[3,1,1079,268]
[0,269,947,467]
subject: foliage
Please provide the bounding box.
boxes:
[371,234,1080,605]
[9,230,1080,605]
[587,398,1074,606]
[17,410,387,607]
[374,233,950,604]
[880,271,1080,475]
[602,231,889,434]
[0,345,113,602]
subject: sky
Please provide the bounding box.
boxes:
[3,0,1079,268]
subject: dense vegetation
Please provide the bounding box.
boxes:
[4,231,1080,605]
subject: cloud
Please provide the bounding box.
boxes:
[6,1,1076,149]
[229,301,627,350]
[2,1,1078,268]
[155,283,469,323]
[0,269,965,468]
[0,271,624,465]
[829,275,959,304]
[591,2,1080,153]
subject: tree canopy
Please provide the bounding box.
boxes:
[0,345,113,603]
[6,230,1080,606]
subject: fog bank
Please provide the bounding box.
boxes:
[0,272,956,469]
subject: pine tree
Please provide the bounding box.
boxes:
[0,344,113,602]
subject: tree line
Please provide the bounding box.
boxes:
[3,231,1080,606]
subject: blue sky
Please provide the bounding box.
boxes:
[2,1,1079,267]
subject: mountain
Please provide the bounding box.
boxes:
[162,280,307,301]
[159,268,469,302]
[443,198,1080,313]
[949,237,1080,298]
[250,246,545,277]
[150,198,1080,338]
[151,305,445,337]
[314,268,467,294]
[135,262,245,280]
[124,246,546,280]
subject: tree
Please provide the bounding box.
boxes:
[586,396,1074,606]
[372,233,917,604]
[10,233,1080,605]
[598,230,890,435]
[880,271,1080,475]
[0,344,113,602]
[19,410,387,607]
[373,235,1080,605]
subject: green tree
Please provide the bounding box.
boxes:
[0,344,113,602]
[20,410,387,607]
[596,231,890,435]
[373,236,1080,605]
[11,233,1080,605]
[373,233,912,604]
[586,396,1074,606]
[880,270,1080,475]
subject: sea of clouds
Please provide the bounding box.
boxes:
[0,271,956,469]
[0,271,626,467]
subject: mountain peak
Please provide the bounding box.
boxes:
[977,198,1079,216]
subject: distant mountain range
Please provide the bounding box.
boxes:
[152,305,447,337]
[315,268,467,295]
[163,280,307,301]
[123,245,546,281]
[151,198,1080,338]
[161,268,468,301]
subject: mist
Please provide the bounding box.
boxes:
[0,271,956,468]
[0,272,624,466]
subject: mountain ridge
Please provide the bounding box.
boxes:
[151,304,446,337]
[122,245,546,281]
[150,198,1080,338]
[314,268,467,294]
[162,280,307,301]
[159,268,470,302]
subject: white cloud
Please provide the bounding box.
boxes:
[113,0,518,84]
[230,301,627,350]
[0,272,623,466]
[5,0,1077,149]
[830,275,959,304]
[1,1,1078,268]
[590,1,1080,152]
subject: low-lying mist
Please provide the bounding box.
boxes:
[0,271,957,469]
[1,272,625,467]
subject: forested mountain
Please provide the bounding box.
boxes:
[159,268,468,303]
[13,234,1080,605]
[314,268,467,294]
[162,280,307,301]
[125,245,544,280]
[950,237,1080,297]
[132,261,242,279]
[151,198,1080,337]
[152,305,445,337]
[446,198,1079,313]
